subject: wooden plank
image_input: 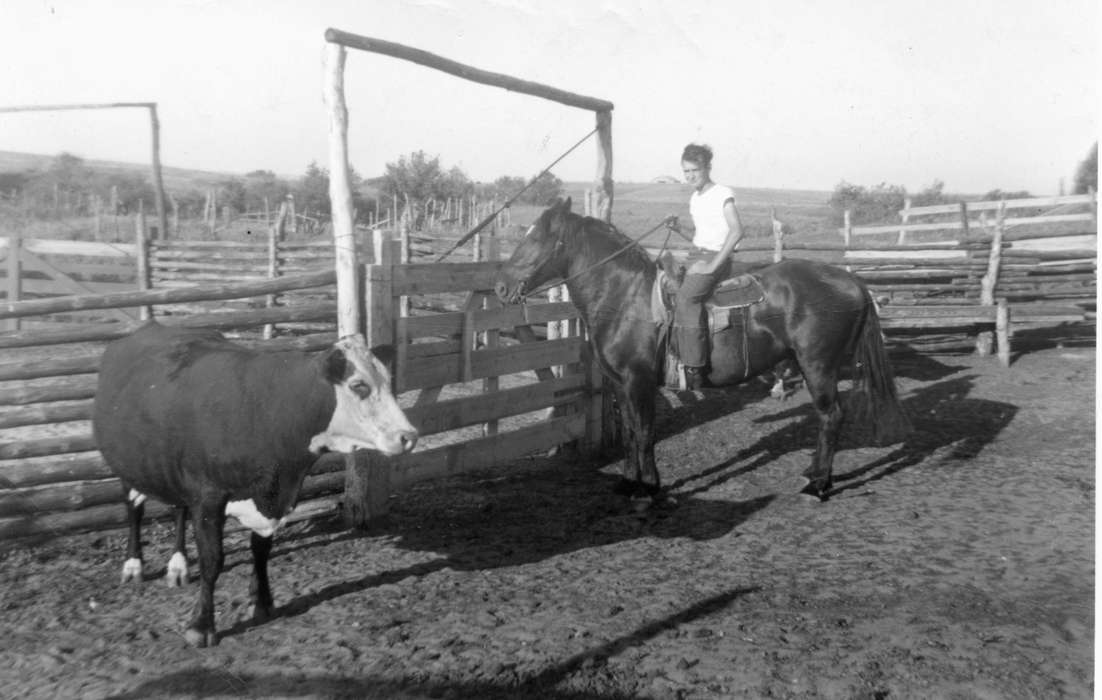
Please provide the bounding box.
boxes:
[19,279,137,296]
[0,431,97,460]
[402,337,584,391]
[390,413,587,490]
[0,469,343,518]
[0,400,93,429]
[0,268,336,320]
[18,248,138,322]
[844,213,1093,237]
[404,375,586,437]
[14,238,137,258]
[904,194,1096,217]
[325,28,615,112]
[391,261,503,296]
[0,302,337,349]
[0,491,342,542]
[0,375,99,406]
[0,451,109,488]
[402,302,577,339]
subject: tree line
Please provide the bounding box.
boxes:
[829,142,1097,225]
[0,149,564,226]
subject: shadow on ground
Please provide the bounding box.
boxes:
[108,586,758,700]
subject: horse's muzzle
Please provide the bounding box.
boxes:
[494,279,525,304]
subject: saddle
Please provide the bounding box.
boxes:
[652,253,766,388]
[652,253,765,332]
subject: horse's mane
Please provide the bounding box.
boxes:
[559,210,656,277]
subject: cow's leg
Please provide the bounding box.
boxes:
[248,532,274,622]
[186,498,225,647]
[165,506,188,588]
[121,485,145,583]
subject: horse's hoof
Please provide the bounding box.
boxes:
[249,602,274,623]
[120,558,142,584]
[184,627,217,648]
[165,552,187,588]
[798,481,830,502]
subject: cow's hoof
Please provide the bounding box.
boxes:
[165,552,187,588]
[184,627,217,648]
[120,558,143,584]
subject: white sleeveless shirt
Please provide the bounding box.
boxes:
[689,184,737,252]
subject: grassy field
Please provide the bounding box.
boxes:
[0,149,839,246]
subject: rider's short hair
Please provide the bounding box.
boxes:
[681,143,713,169]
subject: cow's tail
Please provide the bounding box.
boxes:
[848,288,912,445]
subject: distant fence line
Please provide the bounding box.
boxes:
[841,191,1098,244]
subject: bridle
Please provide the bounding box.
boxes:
[520,215,680,300]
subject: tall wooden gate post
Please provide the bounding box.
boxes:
[325,41,382,529]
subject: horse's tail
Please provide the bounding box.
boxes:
[849,288,912,445]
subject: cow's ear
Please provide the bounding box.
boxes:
[321,346,349,384]
[371,344,396,367]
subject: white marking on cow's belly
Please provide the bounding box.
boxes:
[225,499,287,538]
[127,489,147,506]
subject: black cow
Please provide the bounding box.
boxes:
[93,321,417,647]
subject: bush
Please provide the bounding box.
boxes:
[828,181,906,225]
[1073,142,1097,195]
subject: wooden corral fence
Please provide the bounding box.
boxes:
[841,191,1098,244]
[1,236,140,330]
[0,269,346,543]
[655,204,1095,366]
[0,223,604,544]
[323,27,616,527]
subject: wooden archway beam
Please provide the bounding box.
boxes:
[325,29,614,113]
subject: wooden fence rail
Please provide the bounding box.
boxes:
[0,227,603,544]
[841,192,1098,243]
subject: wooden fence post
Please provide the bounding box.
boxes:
[593,110,614,222]
[343,229,397,527]
[324,41,384,530]
[770,207,784,263]
[843,209,852,247]
[975,200,1005,358]
[958,201,970,237]
[1090,186,1097,230]
[898,197,911,245]
[148,103,169,242]
[262,201,288,340]
[3,235,22,331]
[135,208,151,321]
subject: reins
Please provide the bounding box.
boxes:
[525,215,679,298]
[435,127,600,263]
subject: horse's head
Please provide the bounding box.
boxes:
[494,197,574,304]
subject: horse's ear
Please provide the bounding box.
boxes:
[561,196,572,212]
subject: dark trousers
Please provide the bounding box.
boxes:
[674,257,731,368]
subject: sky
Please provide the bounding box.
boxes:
[0,0,1096,195]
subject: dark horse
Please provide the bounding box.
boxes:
[494,198,910,500]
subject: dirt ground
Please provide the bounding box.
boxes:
[0,336,1094,699]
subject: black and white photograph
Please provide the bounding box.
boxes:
[0,1,1096,697]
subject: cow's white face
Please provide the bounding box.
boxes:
[308,335,418,456]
